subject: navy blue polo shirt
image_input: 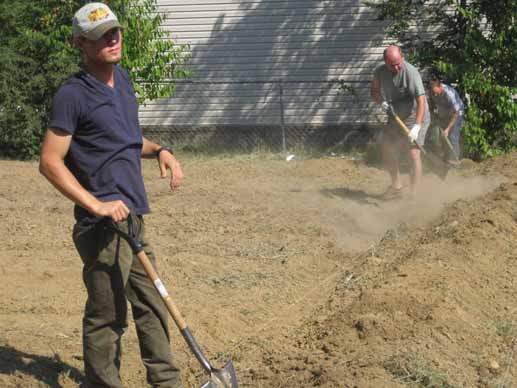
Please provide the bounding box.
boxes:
[49,66,150,222]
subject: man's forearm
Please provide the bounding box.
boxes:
[446,111,460,131]
[39,160,101,214]
[415,95,426,124]
[141,137,164,158]
[370,79,382,104]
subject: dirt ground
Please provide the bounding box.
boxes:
[1,149,516,388]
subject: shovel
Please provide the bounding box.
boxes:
[106,215,238,388]
[438,127,460,163]
[386,103,449,180]
[430,112,460,163]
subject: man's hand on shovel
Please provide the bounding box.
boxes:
[381,101,390,113]
[408,124,421,144]
[381,101,422,144]
[383,102,449,180]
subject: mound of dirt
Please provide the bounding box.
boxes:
[1,152,516,388]
[241,154,517,387]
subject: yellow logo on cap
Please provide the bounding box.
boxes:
[88,8,109,22]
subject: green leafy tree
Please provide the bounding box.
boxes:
[110,0,191,103]
[0,1,78,159]
[366,0,517,160]
[0,0,190,159]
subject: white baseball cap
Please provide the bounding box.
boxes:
[72,3,122,41]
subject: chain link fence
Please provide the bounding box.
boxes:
[141,79,384,154]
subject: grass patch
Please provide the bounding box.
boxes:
[492,321,517,338]
[384,353,455,387]
[237,244,294,262]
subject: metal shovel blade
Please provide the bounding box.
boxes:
[201,360,238,388]
[421,147,450,180]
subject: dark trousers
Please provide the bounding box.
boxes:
[73,216,182,388]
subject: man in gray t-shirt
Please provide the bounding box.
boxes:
[371,45,431,199]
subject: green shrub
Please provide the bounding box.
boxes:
[0,0,190,160]
[366,0,517,160]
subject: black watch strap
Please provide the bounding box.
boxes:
[156,147,173,159]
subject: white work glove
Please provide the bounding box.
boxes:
[380,101,390,113]
[408,124,421,143]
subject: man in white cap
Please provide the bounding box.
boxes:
[370,45,431,199]
[40,3,183,387]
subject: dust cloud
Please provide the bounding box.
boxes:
[279,169,505,252]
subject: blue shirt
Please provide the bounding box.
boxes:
[430,83,465,120]
[49,66,150,222]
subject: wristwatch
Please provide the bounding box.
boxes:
[156,147,173,159]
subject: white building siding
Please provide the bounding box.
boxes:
[140,0,390,129]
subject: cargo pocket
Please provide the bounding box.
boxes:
[73,221,116,270]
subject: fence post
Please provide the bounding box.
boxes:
[278,79,286,151]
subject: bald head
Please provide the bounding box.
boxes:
[383,45,404,74]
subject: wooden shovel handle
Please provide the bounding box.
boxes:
[384,99,411,136]
[391,112,426,153]
[393,114,411,135]
[387,104,449,180]
[438,128,459,161]
[107,217,217,375]
[135,250,188,331]
[137,251,215,375]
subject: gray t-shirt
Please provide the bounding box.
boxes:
[374,61,429,121]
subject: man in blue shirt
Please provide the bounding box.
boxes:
[429,74,465,162]
[39,3,183,387]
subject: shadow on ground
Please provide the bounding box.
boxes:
[0,345,83,388]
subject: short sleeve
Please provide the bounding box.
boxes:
[445,86,464,113]
[407,66,426,98]
[373,64,384,81]
[48,84,81,134]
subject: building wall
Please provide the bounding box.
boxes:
[139,0,390,129]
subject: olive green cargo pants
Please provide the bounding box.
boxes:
[73,216,182,388]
